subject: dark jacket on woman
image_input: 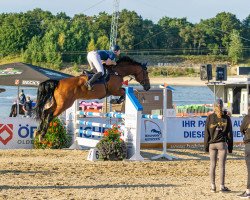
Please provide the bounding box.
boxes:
[204,112,233,153]
[240,114,250,144]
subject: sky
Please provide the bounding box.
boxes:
[0,0,249,23]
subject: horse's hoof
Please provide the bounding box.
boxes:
[34,130,37,138]
[34,130,40,138]
[117,98,125,104]
[39,135,42,142]
[39,133,46,142]
[110,99,119,104]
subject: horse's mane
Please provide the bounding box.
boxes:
[116,56,141,66]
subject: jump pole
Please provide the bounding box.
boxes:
[67,87,144,161]
[151,84,178,160]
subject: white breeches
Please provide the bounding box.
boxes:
[87,51,104,75]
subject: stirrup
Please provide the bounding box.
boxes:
[85,82,93,91]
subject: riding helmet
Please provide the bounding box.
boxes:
[111,45,120,52]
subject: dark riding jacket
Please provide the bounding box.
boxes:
[204,113,233,153]
[97,50,116,61]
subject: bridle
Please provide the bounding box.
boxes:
[136,66,149,85]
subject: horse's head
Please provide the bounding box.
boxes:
[116,56,151,91]
[135,62,150,91]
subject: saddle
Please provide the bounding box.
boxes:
[82,70,110,84]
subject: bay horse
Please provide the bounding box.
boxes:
[33,56,151,137]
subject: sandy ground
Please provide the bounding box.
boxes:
[131,76,206,86]
[0,147,247,200]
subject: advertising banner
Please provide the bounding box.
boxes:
[0,117,37,149]
[76,117,244,147]
[141,117,244,144]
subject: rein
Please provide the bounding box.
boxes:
[109,64,148,85]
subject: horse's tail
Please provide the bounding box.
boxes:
[33,80,59,121]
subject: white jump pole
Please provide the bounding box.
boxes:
[151,84,178,160]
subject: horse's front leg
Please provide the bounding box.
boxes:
[117,93,126,104]
[110,88,125,104]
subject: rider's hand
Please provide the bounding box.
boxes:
[105,59,116,66]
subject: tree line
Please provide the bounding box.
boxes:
[0,8,249,69]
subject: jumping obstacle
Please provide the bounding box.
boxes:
[75,112,125,137]
[137,84,177,160]
[66,87,144,161]
[66,85,178,161]
[75,114,126,137]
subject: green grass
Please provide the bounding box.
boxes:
[238,57,250,66]
[0,55,23,65]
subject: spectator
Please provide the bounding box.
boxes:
[204,99,233,193]
[22,96,33,117]
[9,100,24,117]
[238,108,250,198]
[9,101,17,117]
[19,89,26,105]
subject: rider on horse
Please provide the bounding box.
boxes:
[85,45,121,90]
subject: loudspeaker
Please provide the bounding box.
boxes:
[200,64,212,81]
[216,65,227,81]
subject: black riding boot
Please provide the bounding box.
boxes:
[86,72,102,90]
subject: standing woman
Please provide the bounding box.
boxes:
[238,108,250,198]
[204,99,233,193]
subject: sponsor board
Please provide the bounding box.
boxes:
[0,117,38,149]
[76,117,244,147]
[142,117,243,144]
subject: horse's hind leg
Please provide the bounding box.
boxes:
[41,112,54,138]
[36,119,45,135]
[34,117,46,142]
